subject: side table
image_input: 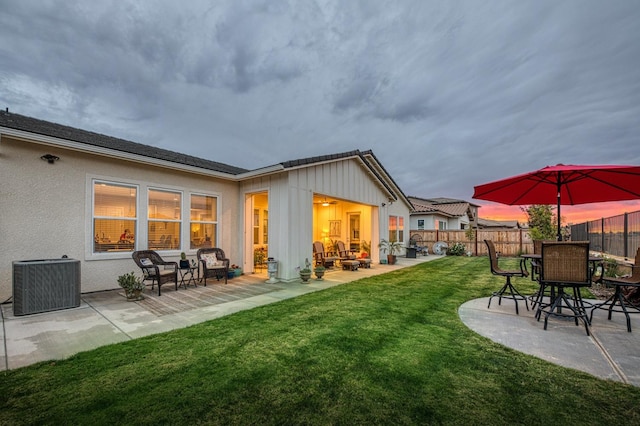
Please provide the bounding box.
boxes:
[179,266,198,289]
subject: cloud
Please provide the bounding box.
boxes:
[1,0,640,218]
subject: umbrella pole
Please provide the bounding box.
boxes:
[557,178,562,241]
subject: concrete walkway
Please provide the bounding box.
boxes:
[2,255,639,388]
[0,256,436,370]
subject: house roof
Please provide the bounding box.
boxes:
[0,111,411,207]
[477,218,523,229]
[0,110,249,175]
[408,196,478,218]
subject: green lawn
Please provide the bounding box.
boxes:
[1,256,638,425]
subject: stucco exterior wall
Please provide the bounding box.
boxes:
[0,137,239,299]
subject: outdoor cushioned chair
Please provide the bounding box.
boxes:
[485,239,529,315]
[336,241,356,261]
[590,247,640,332]
[313,241,339,268]
[537,241,592,335]
[197,247,229,285]
[132,250,178,296]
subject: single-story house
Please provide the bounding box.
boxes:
[408,196,479,231]
[0,111,412,300]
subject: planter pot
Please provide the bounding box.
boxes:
[179,260,190,268]
[314,270,325,280]
[227,271,235,279]
[233,268,242,277]
[387,255,397,265]
[125,289,144,301]
[300,272,312,282]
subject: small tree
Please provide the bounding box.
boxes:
[521,205,556,240]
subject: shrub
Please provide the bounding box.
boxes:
[447,242,466,256]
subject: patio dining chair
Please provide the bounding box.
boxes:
[485,240,530,315]
[590,247,640,332]
[132,250,178,296]
[537,241,592,335]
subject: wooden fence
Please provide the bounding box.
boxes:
[409,229,533,257]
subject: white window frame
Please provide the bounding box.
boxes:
[86,175,221,260]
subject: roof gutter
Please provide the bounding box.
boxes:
[1,126,241,180]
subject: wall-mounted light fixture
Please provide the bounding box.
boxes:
[381,202,386,207]
[40,154,60,164]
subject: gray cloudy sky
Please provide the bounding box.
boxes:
[1,0,639,213]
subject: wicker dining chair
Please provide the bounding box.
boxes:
[590,247,640,332]
[537,241,591,335]
[485,240,529,315]
[132,250,178,296]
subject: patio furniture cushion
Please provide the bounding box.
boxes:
[342,260,360,271]
[202,253,221,268]
[359,258,372,268]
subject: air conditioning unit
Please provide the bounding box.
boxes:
[12,259,81,316]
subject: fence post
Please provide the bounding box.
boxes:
[601,218,605,253]
[474,229,478,256]
[519,229,523,254]
[624,212,629,259]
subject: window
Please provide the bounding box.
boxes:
[148,189,182,251]
[93,182,137,253]
[389,216,397,242]
[418,219,424,230]
[388,215,405,243]
[190,194,217,249]
[438,220,447,230]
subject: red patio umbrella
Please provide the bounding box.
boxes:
[473,164,640,241]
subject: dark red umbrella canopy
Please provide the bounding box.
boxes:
[473,164,640,240]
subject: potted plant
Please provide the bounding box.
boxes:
[361,240,371,258]
[298,258,312,283]
[231,264,243,277]
[117,271,145,301]
[179,252,190,269]
[314,265,326,280]
[378,239,402,265]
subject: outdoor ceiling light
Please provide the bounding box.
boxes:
[40,154,60,164]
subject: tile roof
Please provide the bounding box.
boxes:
[408,196,475,217]
[0,111,249,175]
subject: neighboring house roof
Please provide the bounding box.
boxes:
[408,196,478,220]
[0,111,411,207]
[477,218,523,229]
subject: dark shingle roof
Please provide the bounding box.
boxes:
[0,111,248,175]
